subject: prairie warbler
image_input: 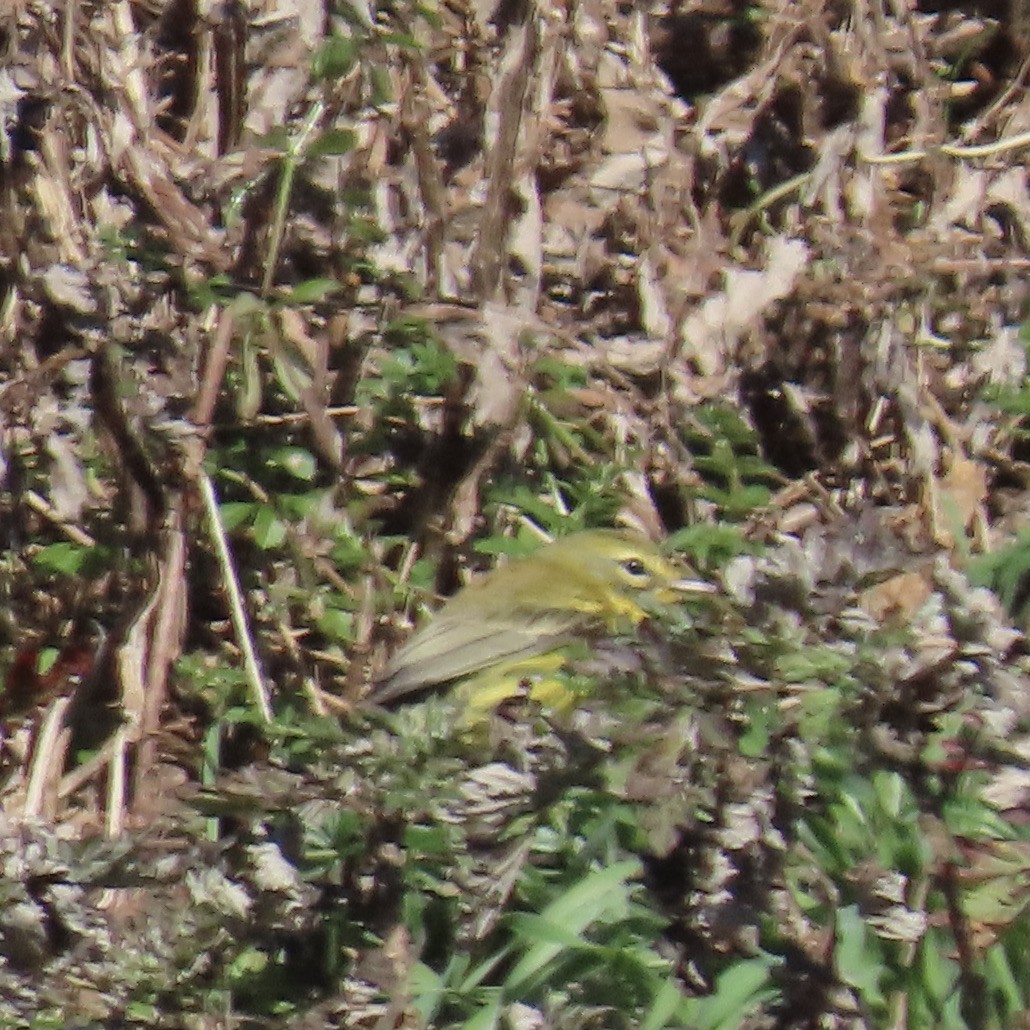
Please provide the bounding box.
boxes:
[371,529,713,713]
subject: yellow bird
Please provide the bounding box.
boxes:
[370,528,714,714]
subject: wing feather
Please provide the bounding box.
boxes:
[371,607,586,703]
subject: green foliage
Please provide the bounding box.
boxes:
[31,541,112,577]
[666,522,755,567]
[982,330,1030,441]
[12,3,1028,1027]
[170,361,1030,1027]
[369,327,460,397]
[686,403,780,518]
[968,529,1030,620]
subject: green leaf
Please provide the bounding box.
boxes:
[506,913,591,953]
[640,976,686,1030]
[681,956,777,1030]
[219,501,255,531]
[916,929,960,1013]
[268,447,317,481]
[307,128,357,159]
[283,278,342,303]
[369,64,394,106]
[32,542,106,576]
[835,905,887,1011]
[237,329,262,420]
[35,647,60,677]
[739,700,775,758]
[456,990,502,1030]
[503,859,640,992]
[408,961,446,1023]
[251,505,287,549]
[312,35,360,80]
[253,126,291,152]
[316,607,354,643]
[983,934,1027,1013]
[666,523,753,565]
[404,823,453,856]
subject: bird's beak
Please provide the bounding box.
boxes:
[670,577,717,595]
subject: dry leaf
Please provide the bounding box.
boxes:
[859,570,933,622]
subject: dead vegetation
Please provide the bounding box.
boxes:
[3,0,1030,1026]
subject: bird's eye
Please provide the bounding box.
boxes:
[621,558,648,578]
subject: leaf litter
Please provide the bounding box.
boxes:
[3,0,1030,1024]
